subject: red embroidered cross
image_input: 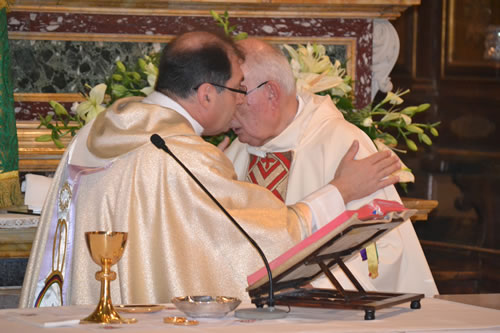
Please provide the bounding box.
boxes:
[247,151,292,202]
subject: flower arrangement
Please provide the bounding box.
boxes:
[279,41,439,184]
[36,11,439,184]
[36,54,159,148]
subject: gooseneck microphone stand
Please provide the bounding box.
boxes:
[150,134,287,319]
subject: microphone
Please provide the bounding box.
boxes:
[150,134,286,319]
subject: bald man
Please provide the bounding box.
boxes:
[225,38,438,297]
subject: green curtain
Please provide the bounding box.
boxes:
[0,6,22,208]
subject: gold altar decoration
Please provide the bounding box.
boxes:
[80,231,137,325]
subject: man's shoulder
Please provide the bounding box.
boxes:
[224,138,246,160]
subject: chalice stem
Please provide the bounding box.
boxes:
[96,266,119,319]
[81,263,124,323]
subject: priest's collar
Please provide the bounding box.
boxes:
[246,94,304,158]
[143,91,204,136]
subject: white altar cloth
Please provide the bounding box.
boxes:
[1,298,499,332]
[0,213,39,229]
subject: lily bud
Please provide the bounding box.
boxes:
[406,138,418,151]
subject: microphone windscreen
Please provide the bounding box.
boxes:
[150,134,166,149]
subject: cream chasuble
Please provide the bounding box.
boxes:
[226,91,439,297]
[20,97,313,307]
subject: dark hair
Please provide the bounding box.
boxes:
[155,31,243,99]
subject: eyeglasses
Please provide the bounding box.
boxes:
[246,81,269,95]
[194,83,247,95]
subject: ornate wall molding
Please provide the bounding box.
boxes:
[371,18,400,100]
[11,0,420,19]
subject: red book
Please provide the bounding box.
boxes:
[247,199,411,290]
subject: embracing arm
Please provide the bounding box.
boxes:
[329,140,400,205]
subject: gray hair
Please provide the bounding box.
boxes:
[243,42,296,95]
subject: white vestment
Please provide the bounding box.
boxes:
[226,91,439,297]
[20,93,346,308]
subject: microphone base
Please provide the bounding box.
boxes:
[234,306,288,320]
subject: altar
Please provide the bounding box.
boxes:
[0,213,39,258]
[0,297,499,332]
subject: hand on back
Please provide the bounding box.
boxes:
[330,140,400,204]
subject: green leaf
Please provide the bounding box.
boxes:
[381,133,398,146]
[406,124,424,133]
[381,113,401,122]
[233,32,248,41]
[112,74,123,81]
[406,138,418,151]
[116,61,126,73]
[430,127,439,136]
[421,133,432,145]
[131,72,141,81]
[35,134,52,142]
[138,58,147,71]
[111,84,128,98]
[49,101,69,116]
[210,10,221,21]
[53,138,65,149]
[417,103,431,112]
[401,106,418,116]
[334,96,354,112]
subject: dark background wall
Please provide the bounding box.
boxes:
[391,0,500,294]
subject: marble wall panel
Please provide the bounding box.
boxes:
[11,40,161,94]
[11,40,347,94]
[7,11,373,119]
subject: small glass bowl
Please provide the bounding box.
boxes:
[171,296,241,318]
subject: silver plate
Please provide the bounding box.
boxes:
[172,296,241,318]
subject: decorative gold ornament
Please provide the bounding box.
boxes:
[80,231,137,324]
[58,182,72,212]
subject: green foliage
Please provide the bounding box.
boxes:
[338,90,440,153]
[36,102,84,148]
[210,10,248,40]
[37,54,160,146]
[106,53,161,103]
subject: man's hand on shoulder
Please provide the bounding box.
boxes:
[330,140,400,204]
[217,136,231,152]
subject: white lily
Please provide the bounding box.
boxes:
[284,43,350,97]
[374,139,415,183]
[296,72,345,94]
[140,62,158,96]
[401,114,412,125]
[381,89,410,106]
[76,83,107,123]
[362,117,373,127]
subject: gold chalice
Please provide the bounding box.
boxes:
[80,231,137,324]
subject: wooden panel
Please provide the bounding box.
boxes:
[441,0,500,78]
[0,228,36,258]
[392,0,500,294]
[16,121,71,172]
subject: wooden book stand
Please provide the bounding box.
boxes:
[246,201,424,320]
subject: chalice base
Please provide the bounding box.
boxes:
[80,302,137,324]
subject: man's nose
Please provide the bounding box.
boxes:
[236,92,246,105]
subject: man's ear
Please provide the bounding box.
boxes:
[196,83,213,109]
[266,81,281,106]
